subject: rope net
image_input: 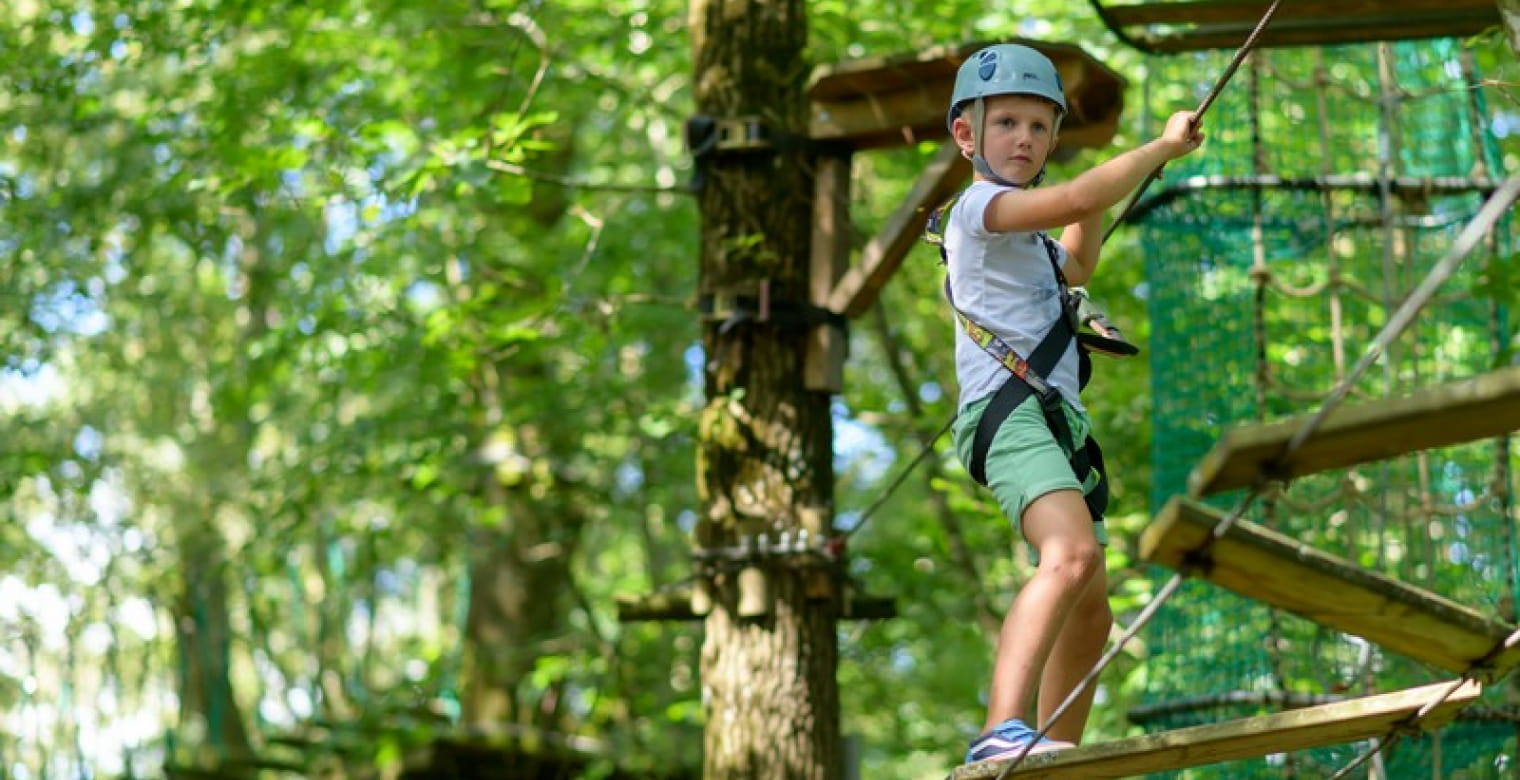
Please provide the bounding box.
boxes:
[1136,39,1518,778]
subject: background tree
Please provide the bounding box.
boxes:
[687,0,843,776]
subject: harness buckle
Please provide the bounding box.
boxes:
[1068,288,1141,358]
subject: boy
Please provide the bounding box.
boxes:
[939,43,1203,763]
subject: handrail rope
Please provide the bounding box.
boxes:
[992,177,1520,779]
[1101,0,1283,244]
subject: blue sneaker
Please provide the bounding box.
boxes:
[964,718,1074,764]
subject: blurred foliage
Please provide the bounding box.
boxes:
[1,0,1517,778]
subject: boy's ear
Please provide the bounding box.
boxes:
[952,117,975,158]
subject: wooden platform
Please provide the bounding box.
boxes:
[1142,496,1520,676]
[1188,366,1520,497]
[950,679,1480,779]
[1090,0,1501,54]
[807,39,1124,152]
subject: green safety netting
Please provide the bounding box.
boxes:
[1136,39,1518,778]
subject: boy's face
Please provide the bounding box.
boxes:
[953,93,1059,186]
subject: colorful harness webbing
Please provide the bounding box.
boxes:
[928,199,1109,521]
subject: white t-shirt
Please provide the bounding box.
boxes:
[945,180,1084,414]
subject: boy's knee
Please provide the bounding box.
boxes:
[1038,542,1104,587]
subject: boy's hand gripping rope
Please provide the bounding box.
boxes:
[1101,0,1284,244]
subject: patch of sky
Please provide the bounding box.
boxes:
[833,399,892,485]
[73,425,103,461]
[615,460,645,497]
[324,199,359,254]
[682,343,705,401]
[1,362,63,407]
[30,280,109,336]
[406,280,444,311]
[375,567,403,597]
[676,508,697,534]
[1494,113,1518,138]
[69,10,94,35]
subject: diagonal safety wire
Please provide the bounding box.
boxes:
[1102,0,1284,244]
[992,175,1520,780]
[844,414,956,539]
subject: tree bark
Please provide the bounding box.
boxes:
[173,523,255,774]
[461,359,584,730]
[690,1,840,778]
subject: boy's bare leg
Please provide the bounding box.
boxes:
[982,489,1104,733]
[1037,564,1112,743]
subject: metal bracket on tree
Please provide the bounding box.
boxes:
[690,529,850,618]
[700,279,849,337]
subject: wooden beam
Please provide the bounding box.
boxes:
[1096,0,1499,52]
[1096,0,1497,53]
[806,153,852,392]
[1102,0,1497,27]
[1133,18,1500,53]
[808,40,1124,152]
[1141,496,1520,676]
[614,586,896,622]
[1188,366,1520,497]
[826,143,969,318]
[951,680,1482,779]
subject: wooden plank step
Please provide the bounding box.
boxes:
[950,680,1480,779]
[1141,496,1520,676]
[1189,366,1520,498]
[1090,0,1499,54]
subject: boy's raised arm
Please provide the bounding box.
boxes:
[984,110,1203,235]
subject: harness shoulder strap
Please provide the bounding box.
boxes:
[930,190,1108,518]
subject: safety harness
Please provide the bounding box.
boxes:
[926,196,1135,522]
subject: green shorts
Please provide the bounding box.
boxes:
[953,392,1109,547]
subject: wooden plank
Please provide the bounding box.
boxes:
[1134,18,1500,53]
[1102,0,1496,27]
[1189,366,1520,497]
[951,680,1481,779]
[806,153,852,393]
[1096,0,1498,52]
[1141,496,1520,675]
[808,40,1112,102]
[807,39,1124,151]
[827,143,970,318]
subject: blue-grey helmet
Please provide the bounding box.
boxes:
[946,44,1067,133]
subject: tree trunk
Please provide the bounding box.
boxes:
[173,523,255,774]
[690,1,840,778]
[461,359,583,730]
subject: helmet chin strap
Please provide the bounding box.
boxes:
[969,96,1051,189]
